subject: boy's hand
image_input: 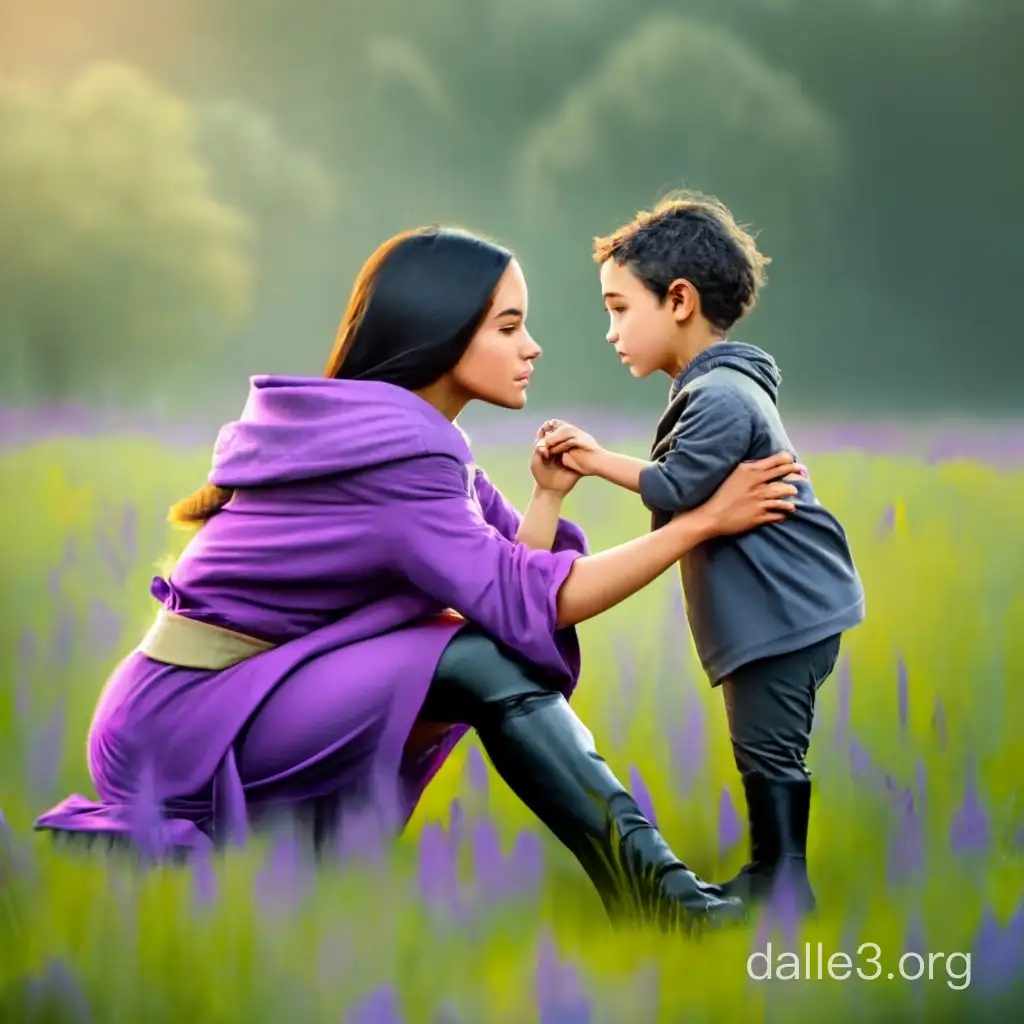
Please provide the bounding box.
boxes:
[535,420,603,476]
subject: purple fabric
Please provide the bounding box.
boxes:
[35,377,587,851]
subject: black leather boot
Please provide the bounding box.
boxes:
[476,691,747,932]
[720,775,816,915]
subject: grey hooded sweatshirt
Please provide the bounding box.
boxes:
[638,342,865,685]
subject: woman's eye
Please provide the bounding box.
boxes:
[500,324,518,334]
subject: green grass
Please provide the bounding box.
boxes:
[1,434,1023,1022]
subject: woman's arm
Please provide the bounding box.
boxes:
[472,468,589,556]
[382,452,796,674]
[554,450,799,626]
[514,486,565,551]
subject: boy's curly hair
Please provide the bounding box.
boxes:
[592,190,770,332]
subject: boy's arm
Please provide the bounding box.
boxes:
[580,450,647,493]
[636,387,754,514]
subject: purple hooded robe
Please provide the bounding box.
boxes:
[35,377,588,852]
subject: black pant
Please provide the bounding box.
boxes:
[720,634,842,782]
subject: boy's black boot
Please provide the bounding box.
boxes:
[720,774,816,915]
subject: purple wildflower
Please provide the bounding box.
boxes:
[466,747,489,799]
[507,828,544,895]
[51,612,75,666]
[42,957,92,1022]
[717,785,742,858]
[190,851,218,910]
[949,765,990,856]
[848,736,874,781]
[628,765,658,829]
[669,697,706,796]
[886,790,923,885]
[448,799,465,847]
[121,499,139,566]
[255,831,309,917]
[87,600,124,656]
[345,983,405,1024]
[128,760,165,862]
[971,901,1024,994]
[535,934,592,1024]
[26,695,66,800]
[469,817,504,901]
[417,821,458,913]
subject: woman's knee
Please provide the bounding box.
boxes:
[424,630,550,724]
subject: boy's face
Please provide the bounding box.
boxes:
[600,259,682,378]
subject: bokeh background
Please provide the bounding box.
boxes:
[2,1,1023,1021]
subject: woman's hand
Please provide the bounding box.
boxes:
[530,423,581,496]
[535,419,602,476]
[694,452,800,536]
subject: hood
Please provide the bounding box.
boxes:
[671,341,782,403]
[207,375,472,488]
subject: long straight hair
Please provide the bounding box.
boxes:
[169,226,511,527]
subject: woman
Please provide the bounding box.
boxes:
[36,227,800,929]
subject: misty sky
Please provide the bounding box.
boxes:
[0,0,1020,419]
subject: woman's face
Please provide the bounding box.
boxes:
[450,260,541,410]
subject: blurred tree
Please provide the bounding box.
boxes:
[0,64,252,403]
[0,64,338,406]
[515,15,846,253]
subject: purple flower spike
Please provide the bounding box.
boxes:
[27,695,66,800]
[886,797,923,885]
[628,765,658,829]
[670,697,706,796]
[466,747,489,799]
[417,822,457,912]
[448,799,465,847]
[43,957,92,1022]
[535,935,592,1024]
[508,829,544,895]
[896,657,908,735]
[345,983,405,1024]
[470,817,504,900]
[848,737,873,781]
[949,766,990,856]
[255,831,308,916]
[971,903,1024,994]
[52,613,75,667]
[128,761,164,862]
[717,786,742,857]
[191,851,218,910]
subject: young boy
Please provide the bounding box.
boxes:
[537,191,865,914]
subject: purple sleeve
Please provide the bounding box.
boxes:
[471,467,590,556]
[379,456,583,682]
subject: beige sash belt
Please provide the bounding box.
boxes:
[138,608,277,670]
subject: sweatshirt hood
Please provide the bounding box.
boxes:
[671,341,782,403]
[207,375,472,488]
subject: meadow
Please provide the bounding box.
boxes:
[1,421,1023,1022]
